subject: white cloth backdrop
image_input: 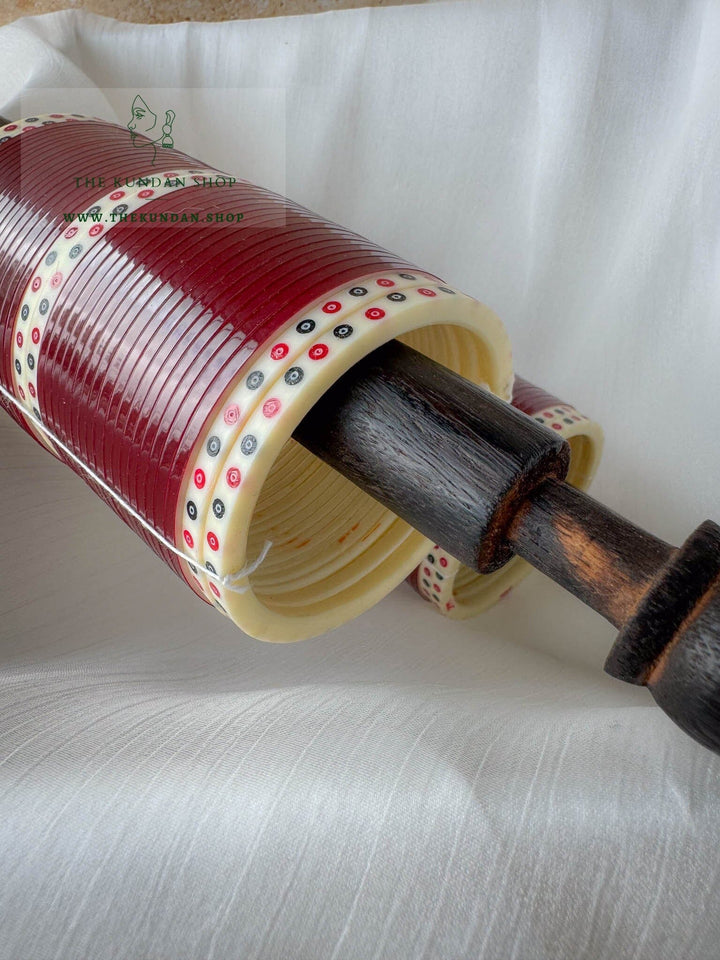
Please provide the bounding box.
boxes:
[2,2,720,957]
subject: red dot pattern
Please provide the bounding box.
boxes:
[223,404,240,425]
[262,397,281,418]
[271,343,289,360]
[226,466,241,488]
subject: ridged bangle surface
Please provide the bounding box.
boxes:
[0,114,514,641]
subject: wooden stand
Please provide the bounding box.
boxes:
[295,339,720,755]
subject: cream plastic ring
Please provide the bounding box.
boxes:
[176,271,440,605]
[176,274,514,641]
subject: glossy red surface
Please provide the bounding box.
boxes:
[0,123,203,405]
[0,119,435,591]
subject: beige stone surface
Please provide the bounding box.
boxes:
[0,0,425,26]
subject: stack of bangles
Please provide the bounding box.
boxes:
[0,114,603,641]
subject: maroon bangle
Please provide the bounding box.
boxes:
[0,114,514,640]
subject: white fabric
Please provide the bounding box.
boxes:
[2,2,720,957]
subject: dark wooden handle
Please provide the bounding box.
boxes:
[294,339,720,755]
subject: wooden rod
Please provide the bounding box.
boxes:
[506,478,674,628]
[294,337,570,573]
[294,338,720,754]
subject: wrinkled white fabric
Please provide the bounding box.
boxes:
[2,3,720,958]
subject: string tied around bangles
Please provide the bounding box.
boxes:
[0,384,273,593]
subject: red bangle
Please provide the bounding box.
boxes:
[0,114,514,641]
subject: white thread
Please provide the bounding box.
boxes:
[0,383,272,593]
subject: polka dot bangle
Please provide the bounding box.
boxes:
[177,280,513,639]
[0,113,101,145]
[176,271,439,595]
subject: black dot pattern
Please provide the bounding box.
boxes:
[178,270,452,609]
[284,366,304,386]
[241,434,257,456]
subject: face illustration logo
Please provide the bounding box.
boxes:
[127,94,175,165]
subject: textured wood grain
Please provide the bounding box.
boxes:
[294,338,570,573]
[296,338,720,754]
[645,560,720,753]
[507,479,674,629]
